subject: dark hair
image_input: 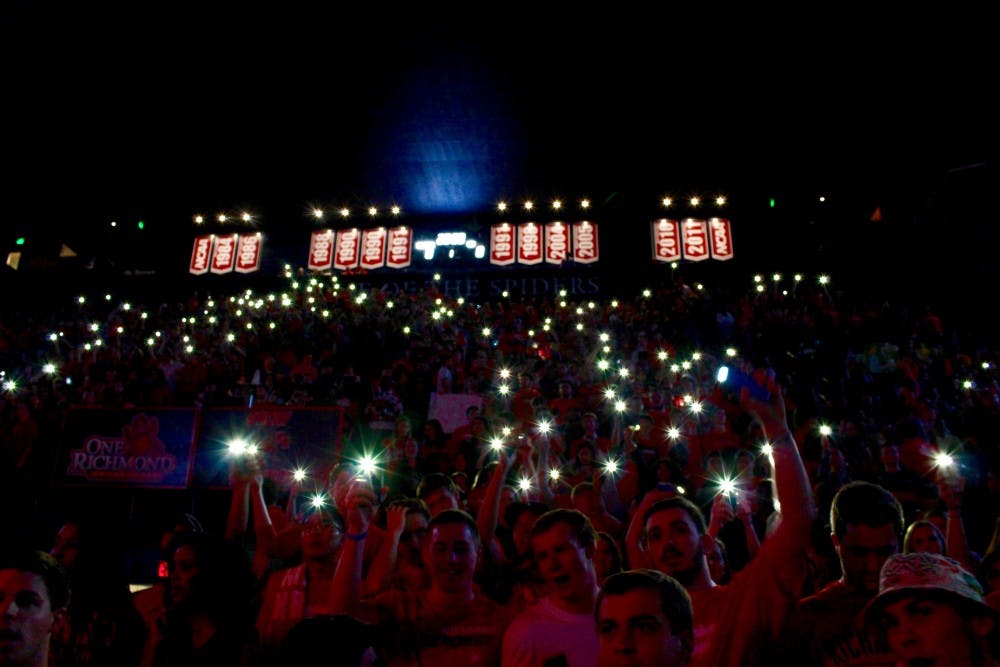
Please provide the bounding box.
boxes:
[428,509,480,545]
[903,520,946,555]
[595,569,693,640]
[163,532,257,631]
[596,532,624,576]
[304,507,346,532]
[830,481,904,540]
[710,538,730,584]
[422,419,446,439]
[644,496,708,535]
[389,498,431,523]
[504,500,549,528]
[531,509,597,550]
[416,472,459,500]
[571,481,596,501]
[0,543,71,611]
[281,615,377,664]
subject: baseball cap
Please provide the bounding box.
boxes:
[863,552,995,625]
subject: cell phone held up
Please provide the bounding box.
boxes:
[716,365,771,402]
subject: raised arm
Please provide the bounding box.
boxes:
[739,373,816,538]
[329,479,376,620]
[938,471,972,570]
[477,450,513,563]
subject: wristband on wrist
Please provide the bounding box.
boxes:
[345,530,368,541]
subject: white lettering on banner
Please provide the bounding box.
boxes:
[361,228,386,268]
[546,223,568,263]
[335,229,360,268]
[653,219,680,262]
[491,224,516,265]
[681,219,709,262]
[235,234,261,273]
[519,223,541,264]
[573,222,598,263]
[211,235,237,273]
[310,230,333,268]
[190,236,212,274]
[709,218,733,260]
[387,227,412,268]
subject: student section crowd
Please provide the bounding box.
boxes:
[3,269,1000,666]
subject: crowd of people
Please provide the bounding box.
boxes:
[3,265,1000,666]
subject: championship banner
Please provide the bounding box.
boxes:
[517,222,543,265]
[333,228,361,271]
[235,232,262,273]
[545,221,569,264]
[680,218,710,262]
[308,229,335,271]
[210,233,238,273]
[708,217,734,260]
[192,406,344,489]
[572,221,599,264]
[652,219,681,263]
[386,226,412,269]
[360,227,388,270]
[57,408,198,488]
[490,223,516,266]
[189,235,214,275]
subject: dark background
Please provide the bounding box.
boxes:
[1,4,997,337]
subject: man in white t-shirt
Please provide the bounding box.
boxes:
[502,509,600,667]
